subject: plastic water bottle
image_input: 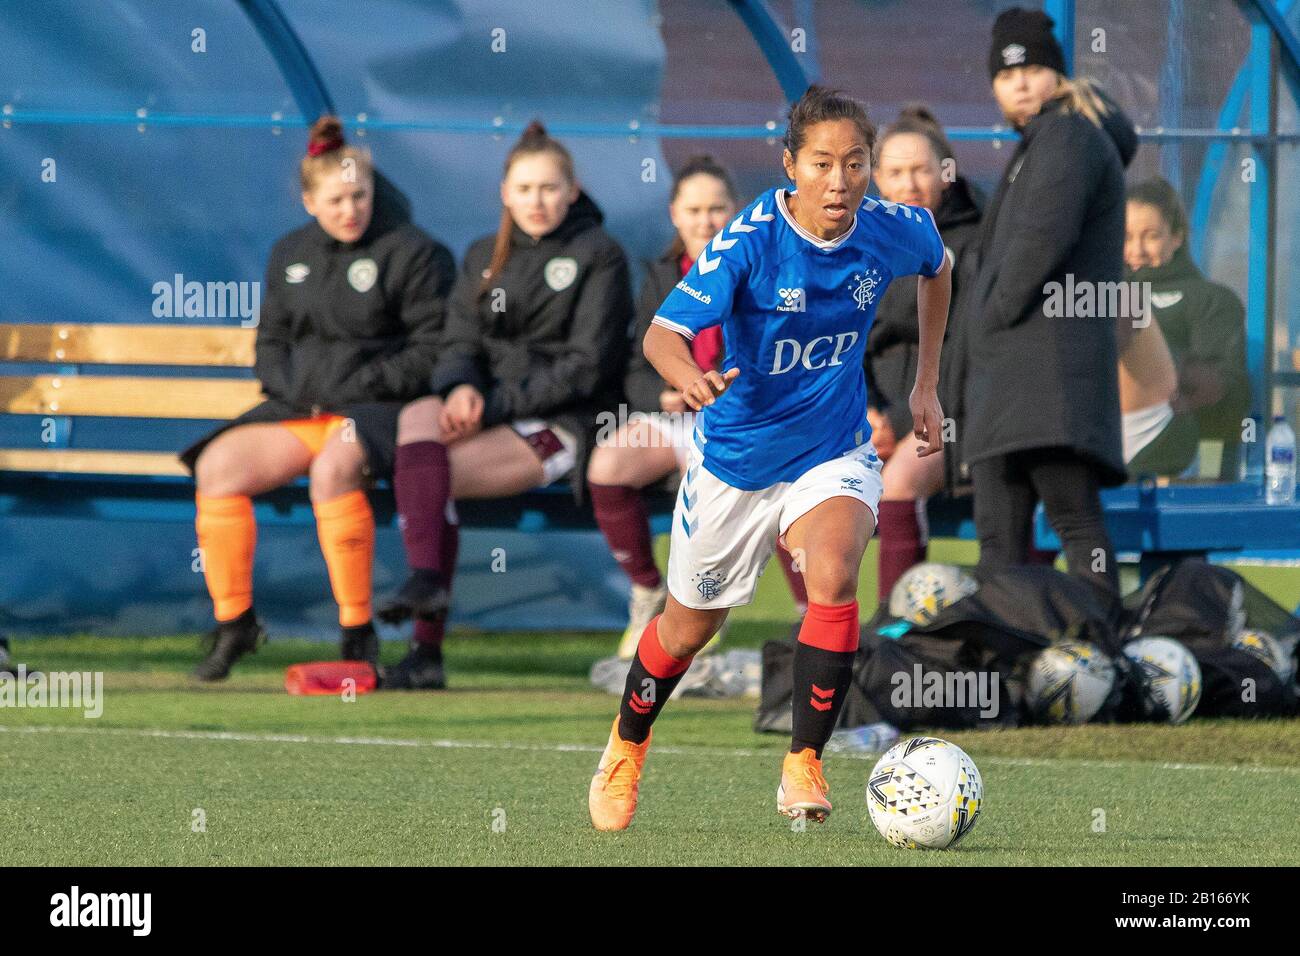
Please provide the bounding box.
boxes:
[1265,414,1296,505]
[1240,415,1264,486]
[825,721,901,754]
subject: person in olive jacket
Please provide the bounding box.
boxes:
[1125,177,1250,478]
[181,116,455,681]
[963,9,1138,596]
[378,121,634,689]
[864,105,983,603]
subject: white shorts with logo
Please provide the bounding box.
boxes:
[666,434,884,610]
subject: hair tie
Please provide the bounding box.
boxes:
[307,135,344,157]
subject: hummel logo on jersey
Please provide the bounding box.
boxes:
[769,331,859,374]
[698,201,775,274]
[777,287,805,312]
[674,279,712,305]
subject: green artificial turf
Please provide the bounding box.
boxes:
[1,540,1296,866]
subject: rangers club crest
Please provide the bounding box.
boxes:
[849,269,883,310]
[544,257,578,292]
[347,258,378,293]
[692,569,727,601]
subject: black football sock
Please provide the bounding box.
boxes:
[789,600,861,758]
[617,615,693,745]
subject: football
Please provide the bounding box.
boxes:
[888,563,979,626]
[1026,641,1117,724]
[1123,637,1202,724]
[1233,628,1295,684]
[866,736,983,850]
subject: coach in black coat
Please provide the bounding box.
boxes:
[963,7,1138,595]
[963,94,1137,487]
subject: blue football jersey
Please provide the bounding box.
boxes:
[652,186,946,490]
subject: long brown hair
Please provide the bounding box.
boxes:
[299,115,372,192]
[666,155,740,260]
[480,120,576,296]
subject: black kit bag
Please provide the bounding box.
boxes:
[755,565,1126,733]
[1122,558,1298,718]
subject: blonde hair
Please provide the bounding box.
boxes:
[299,115,373,193]
[1052,76,1110,128]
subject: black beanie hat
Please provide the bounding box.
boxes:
[988,7,1067,80]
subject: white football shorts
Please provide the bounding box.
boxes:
[666,433,884,609]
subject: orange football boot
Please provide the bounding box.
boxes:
[588,717,652,831]
[777,748,832,822]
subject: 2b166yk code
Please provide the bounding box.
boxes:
[1122,892,1250,906]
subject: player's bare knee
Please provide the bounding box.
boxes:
[308,449,363,500]
[195,443,243,497]
[586,445,624,485]
[803,556,859,605]
[397,396,444,444]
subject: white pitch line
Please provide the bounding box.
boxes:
[2,722,1298,775]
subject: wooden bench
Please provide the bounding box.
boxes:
[1,322,261,477]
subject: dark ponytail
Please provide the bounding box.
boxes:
[783,85,876,160]
[480,120,576,296]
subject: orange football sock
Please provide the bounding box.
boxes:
[313,489,375,627]
[195,493,256,622]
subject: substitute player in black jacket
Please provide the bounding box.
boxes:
[864,106,982,604]
[963,9,1137,596]
[378,121,633,689]
[181,116,455,681]
[1125,177,1249,478]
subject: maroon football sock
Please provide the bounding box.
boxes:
[412,515,459,648]
[589,482,661,588]
[394,441,451,573]
[877,499,927,603]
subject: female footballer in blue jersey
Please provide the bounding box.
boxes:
[589,86,952,830]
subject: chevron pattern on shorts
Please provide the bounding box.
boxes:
[680,462,699,537]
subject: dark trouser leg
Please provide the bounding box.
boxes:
[1024,449,1118,596]
[971,453,1036,573]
